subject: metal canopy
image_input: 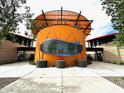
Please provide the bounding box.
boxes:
[32,8,93,36]
[17,47,103,52]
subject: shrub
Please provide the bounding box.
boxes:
[108,61,111,63]
[113,62,116,64]
[87,60,92,65]
[29,61,36,65]
[87,54,93,61]
[119,62,124,65]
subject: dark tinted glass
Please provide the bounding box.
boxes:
[40,39,82,56]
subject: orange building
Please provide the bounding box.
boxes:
[32,9,92,67]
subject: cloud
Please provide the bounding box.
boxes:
[86,22,118,40]
[18,0,116,39]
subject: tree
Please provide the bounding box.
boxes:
[101,0,124,46]
[0,0,33,40]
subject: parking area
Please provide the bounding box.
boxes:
[0,61,124,93]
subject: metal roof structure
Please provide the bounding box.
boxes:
[32,7,93,37]
[87,33,117,41]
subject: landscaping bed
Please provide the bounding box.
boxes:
[104,77,124,89]
[0,78,20,89]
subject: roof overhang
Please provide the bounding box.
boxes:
[31,8,93,37]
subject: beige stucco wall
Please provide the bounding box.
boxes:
[0,40,17,64]
[102,45,124,63]
[119,47,124,62]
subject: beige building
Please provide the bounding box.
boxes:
[0,40,17,64]
[87,33,124,63]
[102,45,124,63]
[0,34,34,64]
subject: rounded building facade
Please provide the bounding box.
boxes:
[32,10,92,67]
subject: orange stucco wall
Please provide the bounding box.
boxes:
[35,25,86,66]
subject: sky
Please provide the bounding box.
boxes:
[18,0,118,40]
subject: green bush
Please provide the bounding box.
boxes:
[110,61,113,63]
[119,62,124,65]
[29,61,36,65]
[108,61,111,63]
[113,62,116,64]
[87,60,92,65]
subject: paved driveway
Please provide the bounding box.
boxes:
[0,61,124,93]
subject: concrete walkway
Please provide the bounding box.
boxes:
[0,61,124,93]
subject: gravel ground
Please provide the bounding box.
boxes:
[104,77,124,89]
[0,78,20,89]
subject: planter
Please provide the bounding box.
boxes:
[36,60,48,68]
[56,60,65,68]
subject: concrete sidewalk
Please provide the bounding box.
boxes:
[0,62,124,93]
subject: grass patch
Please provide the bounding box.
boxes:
[0,78,20,89]
[110,61,124,65]
[104,77,124,89]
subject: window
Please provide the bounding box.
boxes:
[40,39,83,56]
